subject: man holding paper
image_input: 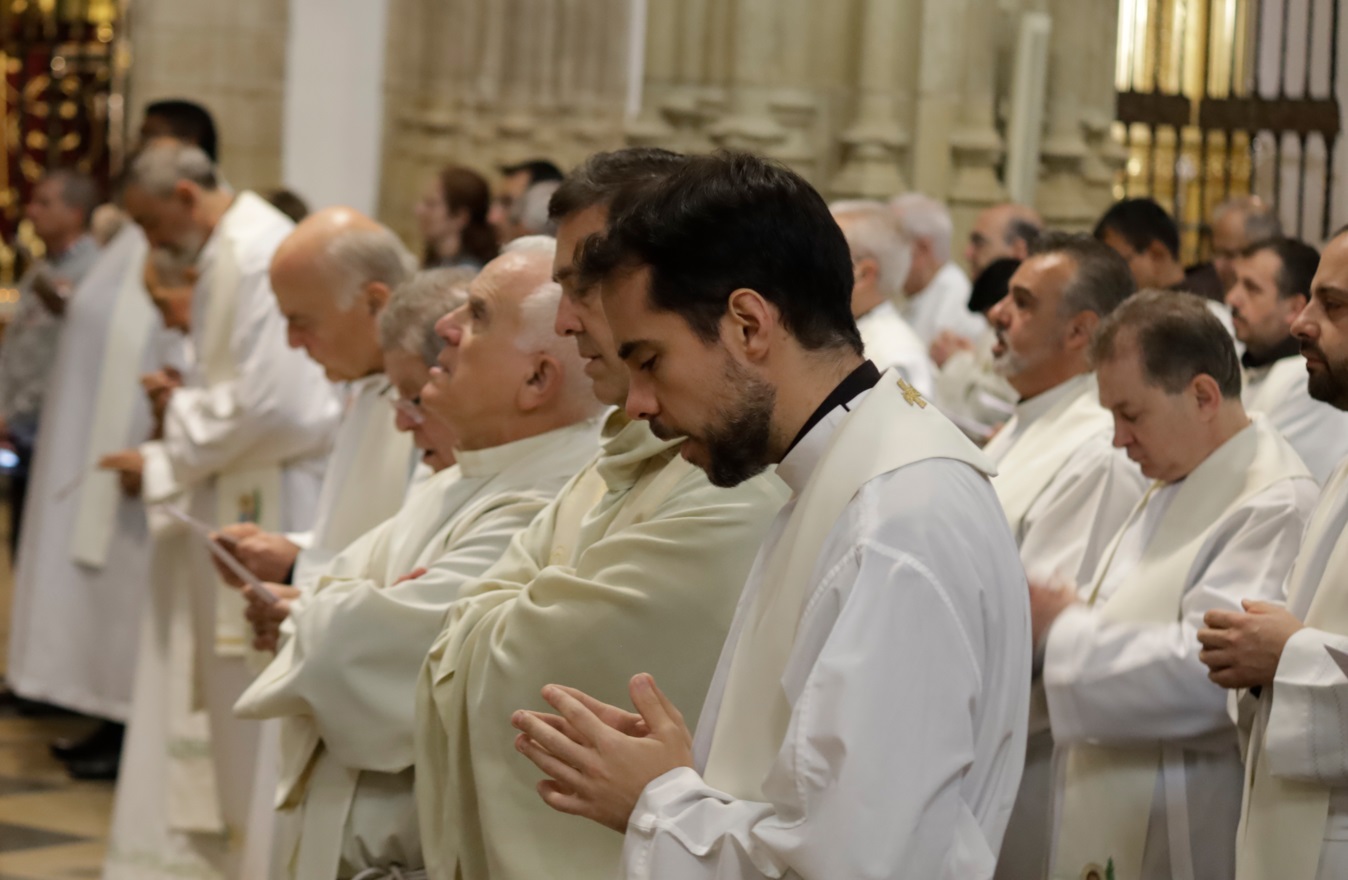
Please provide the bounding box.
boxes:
[100,140,339,880]
[236,242,604,880]
[1199,228,1348,880]
[213,208,420,590]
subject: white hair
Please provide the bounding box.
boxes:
[515,278,594,407]
[324,224,418,309]
[502,234,557,258]
[379,267,475,365]
[889,192,954,264]
[831,199,914,302]
[127,141,218,197]
[514,181,561,236]
[1212,195,1283,242]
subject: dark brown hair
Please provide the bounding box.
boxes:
[430,165,498,268]
[1091,289,1242,398]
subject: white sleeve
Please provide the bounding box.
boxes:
[1019,439,1147,586]
[1263,628,1348,785]
[622,543,998,880]
[1043,482,1314,745]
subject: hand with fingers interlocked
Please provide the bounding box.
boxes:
[511,673,692,833]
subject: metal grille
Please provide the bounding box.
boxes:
[1115,0,1342,262]
[0,0,122,283]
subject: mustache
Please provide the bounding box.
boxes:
[1300,339,1326,360]
[648,418,680,441]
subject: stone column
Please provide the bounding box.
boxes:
[626,0,679,146]
[764,0,821,182]
[707,0,787,153]
[1038,0,1097,229]
[1081,0,1124,213]
[947,0,1008,241]
[830,0,914,197]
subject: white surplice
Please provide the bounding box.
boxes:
[415,414,788,880]
[1243,354,1348,485]
[1234,459,1348,880]
[898,261,985,346]
[983,373,1147,880]
[234,418,600,880]
[286,373,418,588]
[1042,418,1317,880]
[5,226,161,720]
[621,374,1031,880]
[105,192,340,880]
[855,300,935,397]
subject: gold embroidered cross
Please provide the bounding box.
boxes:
[897,377,927,408]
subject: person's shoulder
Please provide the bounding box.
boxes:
[856,457,1005,543]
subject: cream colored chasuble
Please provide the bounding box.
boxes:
[415,413,788,880]
[1235,460,1348,880]
[1051,419,1310,880]
[700,371,996,800]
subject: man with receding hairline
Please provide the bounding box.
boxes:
[966,202,1043,278]
[1200,227,1348,880]
[1032,291,1316,880]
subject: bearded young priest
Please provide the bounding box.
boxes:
[510,151,1031,878]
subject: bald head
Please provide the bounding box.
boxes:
[422,238,602,450]
[1212,196,1283,291]
[270,206,416,381]
[966,203,1043,277]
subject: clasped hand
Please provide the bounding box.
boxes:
[511,673,695,833]
[1198,599,1303,689]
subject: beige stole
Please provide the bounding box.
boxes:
[69,230,154,567]
[1235,460,1348,880]
[1052,419,1309,880]
[992,375,1111,539]
[702,372,996,800]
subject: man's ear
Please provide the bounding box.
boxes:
[174,180,199,212]
[1064,310,1101,352]
[854,256,879,289]
[725,288,775,362]
[364,281,392,315]
[518,352,561,412]
[1147,240,1173,266]
[1190,373,1224,416]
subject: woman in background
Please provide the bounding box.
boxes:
[415,165,498,269]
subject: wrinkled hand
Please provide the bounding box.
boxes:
[141,368,183,427]
[98,448,144,497]
[1199,600,1304,689]
[211,526,298,584]
[512,673,693,833]
[242,583,297,653]
[393,567,428,586]
[929,331,974,368]
[1029,581,1080,649]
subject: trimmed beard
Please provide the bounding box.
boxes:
[1303,342,1348,411]
[689,357,777,489]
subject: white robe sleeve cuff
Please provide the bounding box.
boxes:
[1265,627,1348,785]
[139,439,182,505]
[1041,603,1098,743]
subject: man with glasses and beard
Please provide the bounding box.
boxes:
[1201,228,1348,880]
[510,151,1030,879]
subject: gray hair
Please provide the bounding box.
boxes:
[379,267,475,366]
[889,192,953,264]
[1214,195,1282,243]
[1029,231,1137,319]
[502,234,557,258]
[514,180,561,236]
[1091,289,1242,399]
[830,199,913,302]
[44,169,100,225]
[127,141,218,197]
[323,225,418,309]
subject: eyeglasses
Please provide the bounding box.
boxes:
[380,383,424,426]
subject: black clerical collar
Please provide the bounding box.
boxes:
[784,360,881,455]
[1241,336,1303,369]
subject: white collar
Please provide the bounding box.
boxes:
[1011,372,1094,429]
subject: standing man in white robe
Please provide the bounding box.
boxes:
[413,148,789,880]
[99,141,340,880]
[830,200,934,396]
[890,192,985,346]
[983,232,1146,880]
[1031,291,1317,880]
[1227,237,1348,483]
[236,243,603,880]
[213,207,419,589]
[1198,227,1348,880]
[512,151,1030,879]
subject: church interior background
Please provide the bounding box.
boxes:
[0,0,1342,875]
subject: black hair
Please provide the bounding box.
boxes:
[1240,237,1320,301]
[144,99,219,162]
[548,148,684,220]
[1093,198,1180,259]
[580,150,861,354]
[500,159,564,186]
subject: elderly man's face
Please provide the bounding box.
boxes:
[272,263,384,382]
[988,253,1080,398]
[1293,234,1348,410]
[1097,338,1207,482]
[1226,250,1304,357]
[124,182,204,259]
[553,205,628,406]
[421,253,550,449]
[966,207,1016,278]
[384,347,457,471]
[24,178,83,249]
